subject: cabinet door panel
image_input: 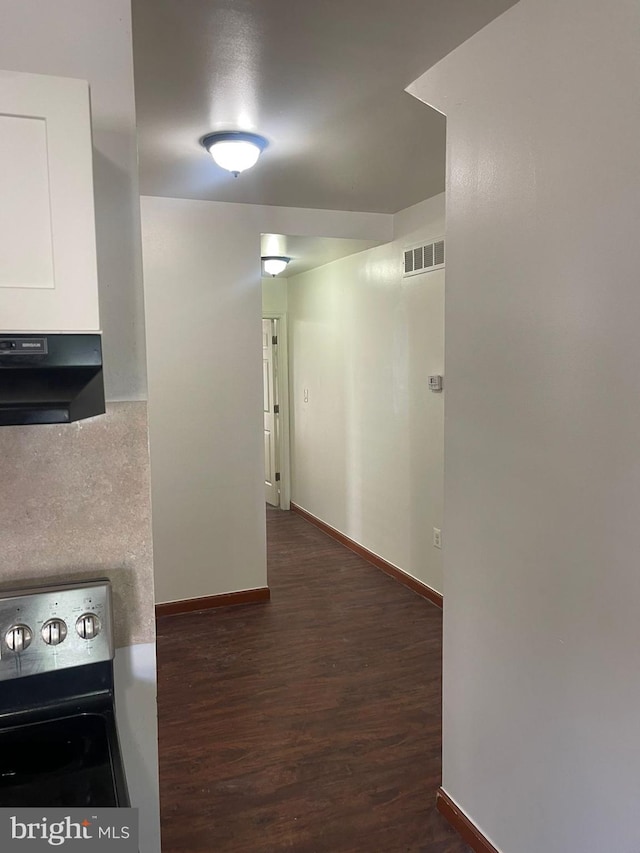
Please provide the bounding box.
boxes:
[0,114,54,289]
[0,70,99,331]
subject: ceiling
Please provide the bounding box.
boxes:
[260,234,383,278]
[132,0,516,214]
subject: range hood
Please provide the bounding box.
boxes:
[0,334,105,426]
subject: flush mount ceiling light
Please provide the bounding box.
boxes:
[262,256,290,277]
[200,131,268,177]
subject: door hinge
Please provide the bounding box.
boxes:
[275,472,281,482]
[272,335,278,345]
[273,404,279,414]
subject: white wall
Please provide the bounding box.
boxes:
[262,277,288,315]
[409,1,640,852]
[287,195,445,594]
[141,196,391,604]
[0,4,159,850]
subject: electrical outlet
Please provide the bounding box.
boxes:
[433,528,442,549]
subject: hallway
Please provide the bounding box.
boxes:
[157,508,469,852]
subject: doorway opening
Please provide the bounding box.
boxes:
[262,314,291,510]
[261,232,386,519]
[260,215,445,600]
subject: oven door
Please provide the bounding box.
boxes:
[0,711,128,808]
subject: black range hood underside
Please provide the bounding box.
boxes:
[0,334,105,427]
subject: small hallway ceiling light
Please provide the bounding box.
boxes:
[262,256,290,277]
[200,131,268,177]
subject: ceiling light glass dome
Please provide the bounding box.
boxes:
[200,131,268,177]
[262,256,290,277]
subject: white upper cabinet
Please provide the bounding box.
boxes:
[0,70,99,332]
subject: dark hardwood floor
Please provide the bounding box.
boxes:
[156,507,470,853]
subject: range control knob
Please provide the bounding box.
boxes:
[5,624,33,653]
[41,619,67,646]
[76,613,100,640]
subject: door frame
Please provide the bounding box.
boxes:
[263,312,291,510]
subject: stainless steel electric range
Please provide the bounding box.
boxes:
[0,580,129,808]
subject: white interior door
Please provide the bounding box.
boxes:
[263,319,279,506]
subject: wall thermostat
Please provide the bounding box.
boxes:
[428,375,443,392]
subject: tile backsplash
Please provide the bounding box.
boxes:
[0,402,155,647]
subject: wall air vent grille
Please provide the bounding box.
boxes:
[403,236,445,277]
[424,243,434,268]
